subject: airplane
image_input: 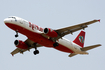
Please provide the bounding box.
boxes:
[4,16,101,57]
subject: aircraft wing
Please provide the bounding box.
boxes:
[11,39,42,56]
[55,20,100,39]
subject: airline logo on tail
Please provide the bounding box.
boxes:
[73,31,85,48]
[79,36,84,43]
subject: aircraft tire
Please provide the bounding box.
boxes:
[53,42,59,47]
[15,35,18,37]
[33,50,39,55]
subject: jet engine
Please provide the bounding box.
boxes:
[14,40,28,49]
[44,28,58,37]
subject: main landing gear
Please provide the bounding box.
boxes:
[15,30,18,37]
[53,42,59,47]
[33,43,39,55]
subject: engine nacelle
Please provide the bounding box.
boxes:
[44,28,58,37]
[14,40,28,49]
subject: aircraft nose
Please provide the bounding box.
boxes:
[4,18,8,23]
[4,18,11,23]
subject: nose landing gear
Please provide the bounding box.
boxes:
[15,30,18,37]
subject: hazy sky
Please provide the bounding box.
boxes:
[0,0,104,70]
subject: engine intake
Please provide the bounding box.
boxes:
[14,40,28,49]
[44,28,49,34]
[44,28,58,37]
[14,40,19,46]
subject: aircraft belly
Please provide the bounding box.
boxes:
[5,23,74,53]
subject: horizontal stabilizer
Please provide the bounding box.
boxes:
[81,44,101,51]
[68,53,77,57]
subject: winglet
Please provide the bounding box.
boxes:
[12,54,14,56]
[98,19,100,22]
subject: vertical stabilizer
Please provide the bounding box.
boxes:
[73,31,85,48]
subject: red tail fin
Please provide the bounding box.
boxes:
[73,31,85,48]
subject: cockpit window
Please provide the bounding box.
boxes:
[8,17,17,21]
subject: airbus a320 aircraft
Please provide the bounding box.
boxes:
[4,16,101,57]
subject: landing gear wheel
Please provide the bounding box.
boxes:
[15,34,18,37]
[33,50,39,55]
[53,42,59,47]
[33,43,39,55]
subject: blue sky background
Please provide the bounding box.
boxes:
[0,0,104,70]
